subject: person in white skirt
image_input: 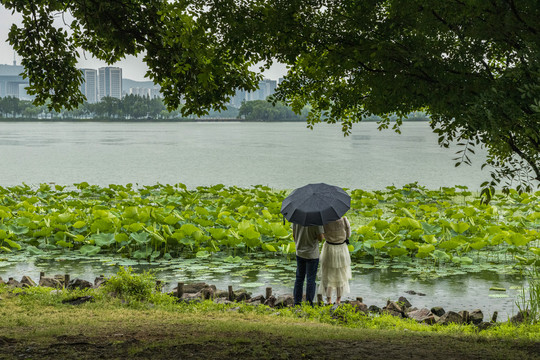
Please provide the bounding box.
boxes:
[318,216,352,305]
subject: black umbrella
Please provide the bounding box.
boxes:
[280,183,351,226]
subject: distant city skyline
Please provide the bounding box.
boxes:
[0,4,287,82]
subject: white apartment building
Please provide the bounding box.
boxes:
[98,67,123,100]
[80,68,98,103]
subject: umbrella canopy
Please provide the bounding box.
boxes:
[280,183,351,226]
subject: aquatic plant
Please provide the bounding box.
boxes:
[0,182,538,277]
[516,266,540,324]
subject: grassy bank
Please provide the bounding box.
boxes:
[1,285,539,360]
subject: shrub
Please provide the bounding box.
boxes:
[103,266,157,301]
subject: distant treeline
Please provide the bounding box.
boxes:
[0,96,428,122]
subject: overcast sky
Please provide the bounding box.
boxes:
[0,4,286,81]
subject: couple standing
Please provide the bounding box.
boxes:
[292,215,352,306]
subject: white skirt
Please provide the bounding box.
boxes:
[317,242,352,298]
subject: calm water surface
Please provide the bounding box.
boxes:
[0,121,488,190]
[0,256,524,320]
[1,121,520,319]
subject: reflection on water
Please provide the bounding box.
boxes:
[0,255,525,320]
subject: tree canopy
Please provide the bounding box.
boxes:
[3,0,540,196]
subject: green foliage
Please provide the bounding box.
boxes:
[102,266,157,301]
[238,100,307,121]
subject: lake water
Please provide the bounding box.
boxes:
[1,121,523,320]
[0,254,525,321]
[0,121,489,190]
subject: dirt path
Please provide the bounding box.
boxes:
[1,327,539,360]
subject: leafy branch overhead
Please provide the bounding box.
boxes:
[2,0,540,193]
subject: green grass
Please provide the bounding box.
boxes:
[1,284,539,359]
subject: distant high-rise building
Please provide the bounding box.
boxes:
[98,67,122,100]
[228,79,278,108]
[0,64,28,99]
[260,79,277,99]
[80,68,98,103]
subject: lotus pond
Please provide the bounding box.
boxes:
[0,182,538,318]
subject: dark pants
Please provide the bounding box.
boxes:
[293,255,319,306]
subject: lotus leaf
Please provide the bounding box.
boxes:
[133,248,153,259]
[506,233,529,247]
[387,247,408,257]
[0,246,11,253]
[194,207,210,217]
[125,223,144,232]
[72,220,86,229]
[262,243,277,252]
[398,217,421,229]
[422,235,437,244]
[208,228,227,240]
[269,223,288,238]
[180,223,199,236]
[8,224,29,235]
[79,244,101,256]
[421,222,440,235]
[450,222,470,234]
[417,244,435,254]
[163,214,180,225]
[115,233,128,243]
[26,245,45,255]
[261,209,273,220]
[195,250,210,258]
[57,212,73,223]
[130,232,150,244]
[91,233,116,247]
[402,240,417,250]
[123,206,139,219]
[431,250,450,261]
[4,239,21,250]
[192,230,209,242]
[242,282,265,288]
[56,240,74,248]
[284,242,295,254]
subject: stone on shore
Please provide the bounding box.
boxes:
[437,311,463,325]
[430,306,445,317]
[407,308,432,322]
[39,277,62,288]
[247,295,265,305]
[349,300,369,314]
[94,276,107,288]
[181,283,212,294]
[398,296,412,309]
[469,309,484,325]
[264,295,276,307]
[68,278,93,290]
[20,276,36,288]
[233,289,251,302]
[274,295,294,308]
[7,278,21,288]
[384,301,404,315]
